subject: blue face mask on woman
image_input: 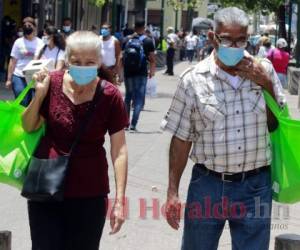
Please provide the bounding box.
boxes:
[101,28,110,37]
[69,65,98,86]
[217,45,245,67]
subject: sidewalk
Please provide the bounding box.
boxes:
[0,62,300,250]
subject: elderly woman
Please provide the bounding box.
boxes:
[22,31,128,250]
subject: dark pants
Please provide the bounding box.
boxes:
[166,47,175,75]
[186,49,195,63]
[12,74,33,107]
[28,196,107,250]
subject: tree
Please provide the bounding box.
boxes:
[88,0,106,7]
[167,0,204,30]
[216,0,287,38]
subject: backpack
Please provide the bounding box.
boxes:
[123,35,146,74]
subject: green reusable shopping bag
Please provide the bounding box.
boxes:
[0,81,44,189]
[263,90,300,203]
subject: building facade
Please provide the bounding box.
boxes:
[146,0,208,34]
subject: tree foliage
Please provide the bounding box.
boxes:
[167,0,204,11]
[88,0,106,7]
[216,0,284,13]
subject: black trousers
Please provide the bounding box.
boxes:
[166,47,175,75]
[28,196,107,250]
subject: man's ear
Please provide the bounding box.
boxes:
[208,30,215,42]
[208,30,218,49]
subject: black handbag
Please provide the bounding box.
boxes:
[21,81,105,202]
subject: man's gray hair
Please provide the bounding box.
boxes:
[65,31,102,62]
[214,7,249,31]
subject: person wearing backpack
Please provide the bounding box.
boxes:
[123,19,156,132]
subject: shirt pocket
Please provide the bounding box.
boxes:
[248,88,266,114]
[199,95,225,119]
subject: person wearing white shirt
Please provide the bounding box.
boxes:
[185,32,199,63]
[5,17,43,106]
[99,23,122,85]
[34,26,66,70]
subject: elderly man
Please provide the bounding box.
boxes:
[162,7,285,250]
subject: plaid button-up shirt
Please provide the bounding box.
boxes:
[162,53,286,173]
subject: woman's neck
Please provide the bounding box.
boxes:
[25,34,35,41]
[48,43,55,49]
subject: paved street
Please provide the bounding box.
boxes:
[0,61,300,250]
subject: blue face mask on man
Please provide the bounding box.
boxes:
[217,45,245,67]
[101,28,110,37]
[69,65,98,86]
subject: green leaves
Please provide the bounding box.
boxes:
[167,0,204,11]
[88,0,106,7]
[216,0,285,12]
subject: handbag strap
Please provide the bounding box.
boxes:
[69,80,106,155]
[13,80,35,106]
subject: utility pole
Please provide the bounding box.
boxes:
[288,0,293,52]
[112,0,117,34]
[296,0,300,67]
[175,9,178,32]
[160,0,165,48]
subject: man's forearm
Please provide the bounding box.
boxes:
[168,136,192,194]
[264,79,278,131]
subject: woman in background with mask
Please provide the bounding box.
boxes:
[99,23,122,85]
[22,31,128,250]
[5,17,43,106]
[34,26,66,70]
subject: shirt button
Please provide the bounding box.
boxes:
[236,110,240,114]
[256,91,259,95]
[238,164,241,167]
[238,147,241,150]
[237,129,241,133]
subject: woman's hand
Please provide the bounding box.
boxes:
[109,200,125,235]
[33,69,50,99]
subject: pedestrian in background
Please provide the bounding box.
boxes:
[100,23,122,85]
[164,26,178,76]
[34,26,66,70]
[184,31,198,63]
[61,17,74,37]
[5,17,43,106]
[123,19,156,132]
[257,37,274,58]
[22,31,128,250]
[267,38,290,89]
[163,7,285,250]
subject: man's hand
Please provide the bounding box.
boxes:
[235,57,273,90]
[110,201,125,235]
[166,189,182,230]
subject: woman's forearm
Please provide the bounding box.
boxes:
[22,94,45,132]
[112,144,128,201]
[110,131,128,202]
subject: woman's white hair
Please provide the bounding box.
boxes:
[214,7,249,31]
[65,31,102,62]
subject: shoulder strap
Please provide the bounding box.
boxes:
[37,45,47,60]
[54,48,60,68]
[69,80,106,155]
